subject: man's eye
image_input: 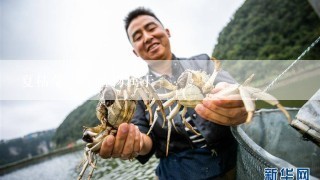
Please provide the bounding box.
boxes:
[133,35,141,41]
[135,36,141,41]
[148,26,156,31]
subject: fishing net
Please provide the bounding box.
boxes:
[232,108,320,179]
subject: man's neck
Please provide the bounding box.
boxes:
[149,60,172,76]
[148,53,173,76]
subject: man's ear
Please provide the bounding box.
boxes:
[133,49,139,57]
[165,29,171,37]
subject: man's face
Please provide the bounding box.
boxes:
[127,15,172,61]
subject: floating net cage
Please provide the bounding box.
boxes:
[231,107,320,179]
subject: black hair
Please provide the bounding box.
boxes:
[124,7,163,40]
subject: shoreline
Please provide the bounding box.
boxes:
[0,144,84,176]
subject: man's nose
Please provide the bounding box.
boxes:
[144,32,153,44]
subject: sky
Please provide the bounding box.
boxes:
[0,0,245,140]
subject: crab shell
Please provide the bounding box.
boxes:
[176,84,204,107]
[96,99,137,129]
[177,70,209,89]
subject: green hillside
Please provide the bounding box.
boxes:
[212,0,320,108]
[213,0,320,60]
[212,0,320,84]
[52,97,98,148]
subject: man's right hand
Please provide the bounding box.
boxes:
[99,123,152,160]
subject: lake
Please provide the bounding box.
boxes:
[0,150,159,180]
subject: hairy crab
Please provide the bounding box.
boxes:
[149,58,291,156]
[78,78,165,180]
[147,58,222,155]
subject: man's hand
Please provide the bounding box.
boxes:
[99,123,152,160]
[195,82,247,126]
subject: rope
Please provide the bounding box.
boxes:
[263,35,320,92]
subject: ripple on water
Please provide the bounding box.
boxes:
[0,150,159,180]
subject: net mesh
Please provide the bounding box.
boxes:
[231,108,320,179]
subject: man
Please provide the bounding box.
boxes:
[99,7,247,179]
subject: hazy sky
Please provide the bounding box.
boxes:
[0,0,245,140]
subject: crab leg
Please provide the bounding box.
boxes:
[238,86,255,123]
[147,111,159,135]
[87,149,95,168]
[202,57,221,94]
[242,74,255,86]
[213,84,240,97]
[149,99,156,107]
[88,141,102,155]
[166,116,172,156]
[181,107,200,135]
[166,103,179,132]
[136,87,153,124]
[78,160,89,180]
[88,159,97,180]
[161,98,176,109]
[126,101,137,124]
[106,106,115,116]
[151,77,177,91]
[157,91,176,100]
[122,90,129,121]
[167,103,181,120]
[144,83,167,126]
[245,86,291,122]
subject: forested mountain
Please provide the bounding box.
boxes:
[52,97,98,148]
[0,129,55,166]
[212,0,320,108]
[212,0,320,60]
[53,0,320,147]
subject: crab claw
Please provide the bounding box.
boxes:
[82,131,95,143]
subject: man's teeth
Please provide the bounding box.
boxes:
[149,44,158,51]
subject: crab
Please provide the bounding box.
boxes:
[213,74,291,123]
[149,58,291,156]
[148,58,222,155]
[78,77,166,180]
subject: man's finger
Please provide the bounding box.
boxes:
[195,104,247,126]
[210,82,230,94]
[195,104,230,126]
[205,95,244,108]
[202,99,246,118]
[99,135,115,159]
[112,123,129,158]
[133,125,141,154]
[121,124,136,159]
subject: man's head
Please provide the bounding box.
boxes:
[124,7,172,61]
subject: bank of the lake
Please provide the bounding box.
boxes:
[0,149,159,180]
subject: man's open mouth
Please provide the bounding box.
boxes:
[147,43,160,52]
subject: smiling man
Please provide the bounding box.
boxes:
[99,7,247,179]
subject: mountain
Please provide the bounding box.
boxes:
[212,0,320,60]
[212,0,320,108]
[0,129,56,166]
[52,96,99,148]
[212,0,320,84]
